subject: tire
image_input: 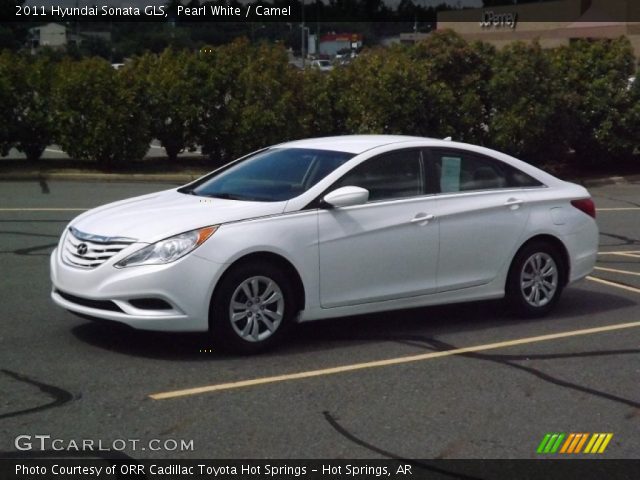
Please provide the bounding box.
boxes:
[506,241,565,318]
[210,261,297,354]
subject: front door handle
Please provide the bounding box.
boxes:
[505,198,524,210]
[411,213,435,225]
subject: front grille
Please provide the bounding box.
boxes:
[61,227,136,269]
[55,289,123,312]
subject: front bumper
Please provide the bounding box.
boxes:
[50,247,225,332]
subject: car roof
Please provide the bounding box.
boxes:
[273,135,563,189]
[277,135,439,154]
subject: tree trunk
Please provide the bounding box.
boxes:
[23,144,46,162]
[164,142,182,162]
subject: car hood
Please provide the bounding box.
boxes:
[70,189,287,243]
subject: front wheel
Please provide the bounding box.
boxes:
[210,262,296,354]
[506,241,564,318]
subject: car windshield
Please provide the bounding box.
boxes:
[181,148,355,202]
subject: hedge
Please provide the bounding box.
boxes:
[0,32,637,167]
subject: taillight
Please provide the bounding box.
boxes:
[571,198,596,219]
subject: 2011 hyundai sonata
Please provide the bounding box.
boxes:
[51,135,598,353]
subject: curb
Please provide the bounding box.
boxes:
[2,171,640,186]
[579,175,640,187]
[0,172,206,183]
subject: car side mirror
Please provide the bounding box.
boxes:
[322,186,369,208]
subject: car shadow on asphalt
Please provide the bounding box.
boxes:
[69,286,636,361]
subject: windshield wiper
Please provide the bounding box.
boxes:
[182,190,268,201]
[202,192,254,201]
[179,189,242,199]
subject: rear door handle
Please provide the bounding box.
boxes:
[505,198,524,210]
[411,213,435,225]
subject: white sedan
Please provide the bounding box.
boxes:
[50,136,598,353]
[310,59,334,72]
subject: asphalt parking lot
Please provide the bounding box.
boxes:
[0,179,639,460]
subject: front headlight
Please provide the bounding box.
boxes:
[114,226,218,268]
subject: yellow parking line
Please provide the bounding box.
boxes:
[150,318,640,400]
[597,251,640,255]
[587,275,640,294]
[150,275,640,400]
[594,266,640,277]
[609,252,640,259]
[0,208,87,212]
[598,207,640,211]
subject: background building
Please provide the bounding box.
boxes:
[27,23,112,52]
[28,23,67,49]
[319,33,363,57]
[438,0,640,59]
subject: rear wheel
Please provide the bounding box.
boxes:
[210,262,296,354]
[506,241,564,317]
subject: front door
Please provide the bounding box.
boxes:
[318,149,440,308]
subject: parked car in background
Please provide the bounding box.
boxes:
[310,59,334,72]
[51,136,598,353]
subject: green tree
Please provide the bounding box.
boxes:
[406,30,494,143]
[224,42,299,158]
[622,71,640,155]
[198,38,253,164]
[7,54,56,161]
[127,49,205,162]
[339,45,442,135]
[0,50,16,155]
[549,37,638,163]
[53,57,151,166]
[80,36,113,60]
[487,41,561,163]
[296,68,344,138]
[339,31,493,141]
[0,1,27,50]
[198,39,300,164]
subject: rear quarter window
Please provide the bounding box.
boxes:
[505,165,544,188]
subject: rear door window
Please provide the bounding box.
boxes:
[426,150,542,193]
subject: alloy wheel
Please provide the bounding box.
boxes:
[228,276,285,342]
[520,252,558,308]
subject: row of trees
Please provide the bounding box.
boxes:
[1,31,638,168]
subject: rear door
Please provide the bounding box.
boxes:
[426,149,533,292]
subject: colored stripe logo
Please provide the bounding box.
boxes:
[537,433,613,454]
